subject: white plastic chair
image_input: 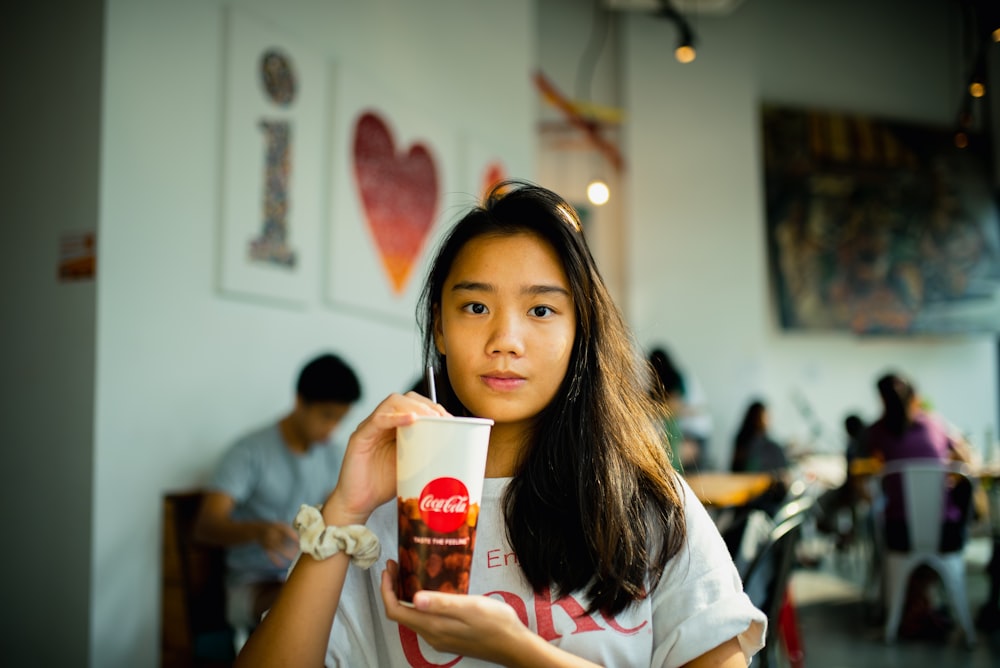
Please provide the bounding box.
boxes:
[876,459,977,646]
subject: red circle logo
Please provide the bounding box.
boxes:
[418,477,470,532]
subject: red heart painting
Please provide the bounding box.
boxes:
[352,111,439,294]
[480,160,507,200]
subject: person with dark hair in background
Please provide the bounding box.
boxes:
[866,371,973,549]
[722,400,792,555]
[865,373,972,638]
[194,353,362,633]
[816,414,868,547]
[649,346,714,469]
[731,400,790,485]
[648,348,698,471]
[865,371,974,638]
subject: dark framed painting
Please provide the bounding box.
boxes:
[762,104,1000,335]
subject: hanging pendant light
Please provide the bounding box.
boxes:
[587,179,611,206]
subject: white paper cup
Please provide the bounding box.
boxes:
[396,415,493,604]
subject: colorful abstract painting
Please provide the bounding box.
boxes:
[762,104,1000,335]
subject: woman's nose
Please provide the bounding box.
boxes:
[486,311,524,356]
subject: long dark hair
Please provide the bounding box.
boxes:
[876,372,915,436]
[417,180,686,615]
[648,347,685,403]
[732,400,766,472]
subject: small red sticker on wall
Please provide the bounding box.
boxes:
[59,231,96,282]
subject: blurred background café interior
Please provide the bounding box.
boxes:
[5,0,1000,666]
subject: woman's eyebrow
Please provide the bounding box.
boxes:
[451,280,494,293]
[523,285,570,298]
[450,281,570,298]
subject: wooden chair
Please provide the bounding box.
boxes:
[161,490,235,668]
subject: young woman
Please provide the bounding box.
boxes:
[865,372,975,638]
[866,372,973,552]
[236,181,765,667]
[731,401,789,479]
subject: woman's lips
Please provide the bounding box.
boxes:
[481,374,526,392]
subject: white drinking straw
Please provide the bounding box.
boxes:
[426,365,437,403]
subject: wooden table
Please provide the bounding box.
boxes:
[849,456,884,477]
[684,472,772,508]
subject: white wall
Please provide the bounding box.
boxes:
[623,0,999,468]
[93,1,535,666]
[536,0,630,309]
[0,2,103,665]
[7,1,999,665]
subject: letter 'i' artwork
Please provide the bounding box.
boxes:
[250,50,297,268]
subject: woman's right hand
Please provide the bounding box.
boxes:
[322,391,450,525]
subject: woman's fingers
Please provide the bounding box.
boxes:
[324,393,452,524]
[381,560,401,602]
[355,393,451,437]
[380,562,527,664]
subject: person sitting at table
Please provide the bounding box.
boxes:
[194,352,362,635]
[720,399,793,572]
[866,372,973,549]
[815,414,868,548]
[647,348,699,471]
[731,399,791,512]
[864,371,974,638]
[648,346,714,469]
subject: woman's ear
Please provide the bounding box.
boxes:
[433,304,445,355]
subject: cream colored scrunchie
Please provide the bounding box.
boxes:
[293,504,381,569]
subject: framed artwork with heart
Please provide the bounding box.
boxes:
[218,9,326,306]
[326,66,461,325]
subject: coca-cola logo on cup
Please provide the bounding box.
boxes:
[419,477,470,532]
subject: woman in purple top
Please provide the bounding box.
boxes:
[865,372,972,551]
[865,371,976,638]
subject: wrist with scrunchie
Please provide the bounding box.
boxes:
[293,504,380,568]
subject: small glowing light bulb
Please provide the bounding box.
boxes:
[587,180,610,206]
[970,81,986,98]
[675,45,696,64]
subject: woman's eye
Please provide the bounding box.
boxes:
[463,303,488,315]
[530,305,554,318]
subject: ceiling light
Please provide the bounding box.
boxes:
[675,42,696,63]
[658,2,698,65]
[587,179,611,206]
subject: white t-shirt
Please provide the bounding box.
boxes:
[325,477,766,667]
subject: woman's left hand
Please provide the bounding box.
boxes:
[380,561,531,665]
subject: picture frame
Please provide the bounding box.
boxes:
[218,9,326,306]
[762,104,1000,335]
[326,65,460,326]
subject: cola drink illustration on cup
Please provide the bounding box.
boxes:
[396,416,492,605]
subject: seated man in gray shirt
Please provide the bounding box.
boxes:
[194,352,361,632]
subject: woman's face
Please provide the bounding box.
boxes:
[434,231,576,430]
